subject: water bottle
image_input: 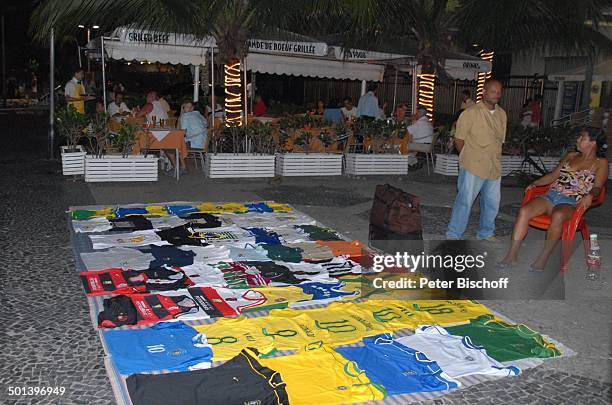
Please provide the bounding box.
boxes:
[586,233,601,288]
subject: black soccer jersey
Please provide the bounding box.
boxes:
[127,349,288,405]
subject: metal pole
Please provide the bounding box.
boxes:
[210,47,215,129]
[49,28,55,160]
[193,65,200,102]
[87,29,91,72]
[77,44,82,68]
[452,79,458,116]
[1,14,6,106]
[553,80,564,121]
[392,68,398,117]
[101,36,107,111]
[250,72,255,113]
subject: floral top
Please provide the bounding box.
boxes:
[551,161,596,201]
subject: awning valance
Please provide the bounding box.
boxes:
[245,53,385,82]
[94,27,215,65]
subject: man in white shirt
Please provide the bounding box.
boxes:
[64,68,95,114]
[357,85,381,120]
[136,91,168,124]
[107,93,131,122]
[460,90,475,112]
[407,107,434,167]
[341,98,358,123]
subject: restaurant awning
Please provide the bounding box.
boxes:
[245,52,385,82]
[89,27,215,65]
[548,60,612,82]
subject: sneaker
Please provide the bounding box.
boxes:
[478,236,498,242]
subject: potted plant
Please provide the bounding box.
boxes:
[345,119,409,176]
[205,122,275,178]
[84,121,158,182]
[56,105,88,175]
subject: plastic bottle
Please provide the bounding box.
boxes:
[585,233,601,288]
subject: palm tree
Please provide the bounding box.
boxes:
[453,0,612,109]
[302,0,611,114]
[30,0,305,127]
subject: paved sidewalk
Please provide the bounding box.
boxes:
[1,113,610,404]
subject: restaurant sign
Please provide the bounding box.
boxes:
[248,39,328,57]
[333,47,408,62]
[114,28,214,47]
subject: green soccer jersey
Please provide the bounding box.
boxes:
[447,314,561,362]
[262,244,303,263]
[297,225,342,241]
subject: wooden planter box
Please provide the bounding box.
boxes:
[435,154,561,177]
[205,153,275,178]
[60,145,86,176]
[345,154,409,175]
[84,155,159,182]
[434,154,459,176]
[275,153,343,176]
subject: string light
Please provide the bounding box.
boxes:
[476,50,494,101]
[224,61,243,127]
[417,73,436,121]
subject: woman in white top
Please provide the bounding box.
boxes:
[341,98,359,123]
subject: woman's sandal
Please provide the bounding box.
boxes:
[528,265,545,273]
[496,261,516,270]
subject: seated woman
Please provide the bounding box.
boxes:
[179,101,207,150]
[499,127,608,271]
[253,95,267,116]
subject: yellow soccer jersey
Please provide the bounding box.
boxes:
[196,202,249,214]
[260,348,385,405]
[266,202,293,213]
[242,286,314,313]
[409,300,492,326]
[196,313,333,360]
[144,205,169,217]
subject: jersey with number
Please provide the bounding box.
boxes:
[336,334,459,396]
[396,325,521,378]
[446,314,561,362]
[103,321,212,375]
[260,347,385,404]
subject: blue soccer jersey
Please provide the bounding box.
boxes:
[103,322,213,375]
[336,334,459,396]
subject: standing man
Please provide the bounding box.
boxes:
[460,90,475,113]
[357,84,381,121]
[64,68,95,114]
[447,80,507,240]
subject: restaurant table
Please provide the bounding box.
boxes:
[132,128,187,180]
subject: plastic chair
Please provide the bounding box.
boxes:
[522,184,606,272]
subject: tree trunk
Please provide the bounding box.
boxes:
[581,54,594,111]
[224,58,243,127]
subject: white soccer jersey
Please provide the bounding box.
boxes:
[396,325,521,378]
[73,217,113,233]
[80,247,155,270]
[89,230,169,249]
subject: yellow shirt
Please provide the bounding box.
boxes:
[260,348,385,405]
[196,202,249,214]
[65,77,86,114]
[196,299,491,360]
[455,101,507,179]
[266,202,293,213]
